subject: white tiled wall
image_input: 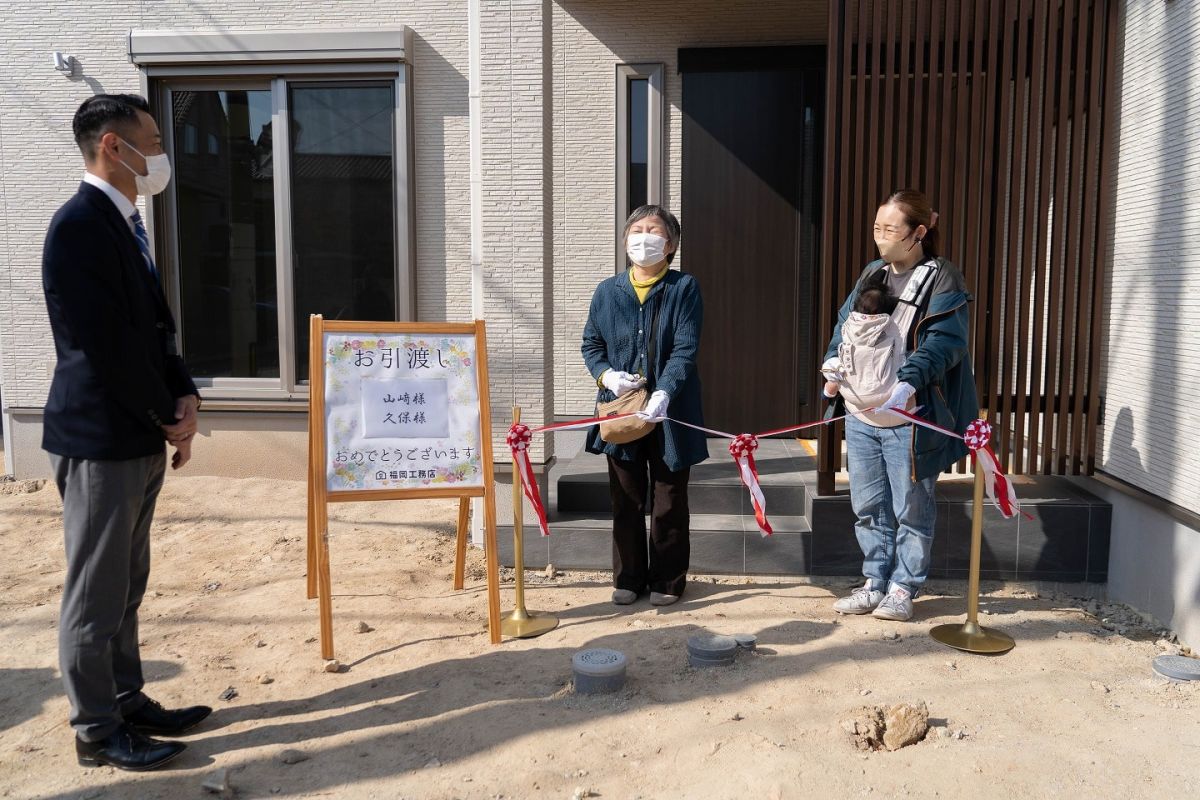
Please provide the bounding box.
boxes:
[1101,0,1200,513]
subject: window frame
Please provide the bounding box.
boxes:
[132,28,416,401]
[614,63,665,272]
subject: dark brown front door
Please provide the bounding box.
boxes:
[681,46,824,435]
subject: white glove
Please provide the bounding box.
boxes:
[636,390,670,422]
[601,370,645,397]
[821,356,844,383]
[879,381,916,413]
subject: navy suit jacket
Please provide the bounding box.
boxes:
[41,182,198,460]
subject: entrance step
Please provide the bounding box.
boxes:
[808,474,1112,583]
[497,513,812,577]
[556,437,811,515]
[493,429,1110,585]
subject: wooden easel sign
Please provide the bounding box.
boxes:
[306,316,502,660]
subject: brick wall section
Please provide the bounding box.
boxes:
[549,0,827,415]
[1101,0,1200,513]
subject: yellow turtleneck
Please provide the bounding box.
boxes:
[630,263,670,304]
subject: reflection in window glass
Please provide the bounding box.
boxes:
[628,78,648,213]
[172,88,278,378]
[290,83,397,382]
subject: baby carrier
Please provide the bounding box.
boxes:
[836,259,941,426]
[837,311,907,416]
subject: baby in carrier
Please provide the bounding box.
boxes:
[824,270,912,425]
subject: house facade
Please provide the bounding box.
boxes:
[0,0,1196,643]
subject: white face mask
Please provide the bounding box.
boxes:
[626,232,669,268]
[117,137,172,196]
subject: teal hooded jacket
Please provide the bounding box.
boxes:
[824,257,978,480]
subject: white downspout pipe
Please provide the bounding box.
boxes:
[468,0,485,547]
[469,0,484,322]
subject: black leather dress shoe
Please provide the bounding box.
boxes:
[76,725,185,771]
[124,699,212,736]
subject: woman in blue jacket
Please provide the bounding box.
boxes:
[582,205,707,607]
[822,190,978,622]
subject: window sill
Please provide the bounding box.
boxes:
[199,399,309,413]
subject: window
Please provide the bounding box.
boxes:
[171,87,277,380]
[288,83,398,382]
[615,64,664,271]
[131,28,415,399]
[627,78,649,214]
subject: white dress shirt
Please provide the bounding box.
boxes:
[82,172,137,235]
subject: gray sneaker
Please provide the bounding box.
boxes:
[872,586,914,621]
[833,582,884,615]
[612,589,638,605]
[649,592,679,606]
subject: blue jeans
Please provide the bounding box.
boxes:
[845,415,937,596]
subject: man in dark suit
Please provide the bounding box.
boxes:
[43,94,211,772]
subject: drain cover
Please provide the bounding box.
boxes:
[687,634,738,658]
[688,653,736,668]
[1152,654,1200,682]
[687,634,738,668]
[572,648,627,694]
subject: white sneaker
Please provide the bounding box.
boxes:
[833,582,884,615]
[872,586,914,621]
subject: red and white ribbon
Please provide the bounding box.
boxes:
[729,434,772,536]
[506,423,551,537]
[881,408,1029,520]
[962,419,1024,520]
[506,405,1028,537]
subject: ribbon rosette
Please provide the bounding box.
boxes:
[879,408,1029,520]
[506,423,551,536]
[729,433,773,536]
[963,419,1024,520]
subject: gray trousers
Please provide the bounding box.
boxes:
[51,451,166,742]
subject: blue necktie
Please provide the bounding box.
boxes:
[129,209,159,283]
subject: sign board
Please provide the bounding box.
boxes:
[306,316,501,658]
[323,330,484,492]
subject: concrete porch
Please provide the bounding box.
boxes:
[495,431,1112,585]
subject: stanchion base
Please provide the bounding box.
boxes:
[501,611,559,639]
[930,622,1015,654]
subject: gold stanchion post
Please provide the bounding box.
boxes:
[930,410,1016,654]
[500,406,559,639]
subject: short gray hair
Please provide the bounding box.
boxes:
[623,204,681,265]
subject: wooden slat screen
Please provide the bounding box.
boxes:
[817,0,1119,494]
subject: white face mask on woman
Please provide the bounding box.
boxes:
[627,232,669,268]
[117,137,172,196]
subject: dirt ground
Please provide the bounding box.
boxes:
[0,474,1197,800]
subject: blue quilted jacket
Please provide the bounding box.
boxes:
[581,269,708,472]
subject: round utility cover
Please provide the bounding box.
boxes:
[572,648,627,677]
[688,653,736,668]
[1152,654,1200,682]
[687,634,738,658]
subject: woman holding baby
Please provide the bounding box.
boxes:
[821,189,978,622]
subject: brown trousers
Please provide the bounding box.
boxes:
[606,434,691,596]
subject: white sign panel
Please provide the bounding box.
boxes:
[323,332,483,492]
[360,378,450,439]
